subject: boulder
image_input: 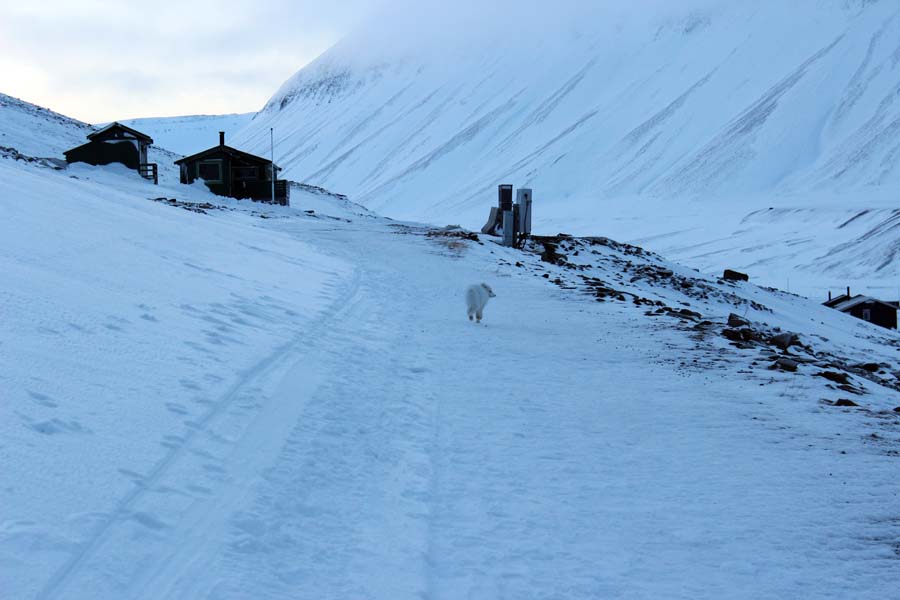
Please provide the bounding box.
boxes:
[770,332,799,350]
[723,269,749,282]
[833,399,859,407]
[772,358,799,372]
[723,327,757,342]
[816,371,851,385]
[728,313,750,328]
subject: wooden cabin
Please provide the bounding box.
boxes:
[64,123,157,183]
[825,288,898,330]
[174,132,289,205]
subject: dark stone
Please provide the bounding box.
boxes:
[893,407,900,413]
[817,371,851,385]
[855,363,881,373]
[540,242,563,264]
[770,332,799,350]
[723,327,756,342]
[837,384,861,395]
[679,308,702,319]
[722,328,742,342]
[773,358,799,372]
[728,313,750,328]
[833,399,859,407]
[723,269,749,282]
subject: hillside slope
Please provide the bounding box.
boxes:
[3,125,900,598]
[0,93,93,158]
[118,113,255,156]
[234,0,900,297]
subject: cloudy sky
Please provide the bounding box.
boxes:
[0,0,373,123]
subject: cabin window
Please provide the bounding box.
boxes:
[862,309,871,321]
[233,166,258,180]
[197,160,223,183]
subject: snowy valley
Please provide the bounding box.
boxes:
[3,1,900,597]
[2,88,900,598]
[233,0,900,300]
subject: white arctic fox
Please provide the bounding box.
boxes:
[466,283,496,323]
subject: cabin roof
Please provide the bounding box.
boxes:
[832,295,898,312]
[174,144,280,171]
[823,294,851,308]
[88,122,154,144]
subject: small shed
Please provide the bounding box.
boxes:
[824,288,898,330]
[64,122,157,183]
[174,132,289,205]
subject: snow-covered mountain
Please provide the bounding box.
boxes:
[118,113,255,156]
[234,0,900,299]
[0,93,93,158]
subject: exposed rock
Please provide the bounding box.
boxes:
[772,358,799,372]
[893,407,900,413]
[833,399,859,407]
[837,384,862,395]
[770,332,799,351]
[728,313,750,328]
[539,242,564,264]
[816,371,851,385]
[723,327,758,342]
[723,269,749,282]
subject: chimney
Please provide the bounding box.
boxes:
[219,131,225,146]
[847,286,851,297]
[828,291,832,301]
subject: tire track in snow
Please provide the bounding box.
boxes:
[35,266,361,600]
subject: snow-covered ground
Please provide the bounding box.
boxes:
[233,0,900,299]
[3,141,900,599]
[0,93,93,158]
[117,113,256,157]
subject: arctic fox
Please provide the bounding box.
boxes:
[466,283,496,323]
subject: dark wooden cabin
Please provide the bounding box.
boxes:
[64,123,157,183]
[825,288,898,330]
[174,132,289,205]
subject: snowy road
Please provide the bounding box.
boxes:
[12,212,894,599]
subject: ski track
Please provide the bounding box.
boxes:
[34,267,362,600]
[16,218,900,599]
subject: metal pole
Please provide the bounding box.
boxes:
[270,127,275,205]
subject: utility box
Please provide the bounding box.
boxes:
[482,184,534,246]
[516,188,532,237]
[502,210,516,247]
[498,184,514,213]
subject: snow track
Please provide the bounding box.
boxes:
[5,183,899,598]
[34,269,363,600]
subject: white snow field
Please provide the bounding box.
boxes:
[3,143,900,598]
[233,0,900,299]
[117,113,256,157]
[0,93,93,159]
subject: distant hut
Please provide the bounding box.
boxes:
[824,287,898,330]
[64,122,157,183]
[174,132,289,205]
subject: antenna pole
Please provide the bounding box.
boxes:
[270,127,276,205]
